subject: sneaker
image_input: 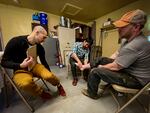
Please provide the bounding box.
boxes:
[81,89,100,100]
[40,91,52,100]
[72,79,78,86]
[57,84,66,97]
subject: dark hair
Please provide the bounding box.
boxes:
[140,24,144,29]
[84,38,93,45]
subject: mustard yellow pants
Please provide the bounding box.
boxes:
[13,64,60,96]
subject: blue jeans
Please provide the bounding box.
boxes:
[87,57,143,97]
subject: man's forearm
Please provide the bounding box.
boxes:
[84,59,88,65]
[100,62,122,71]
[71,53,81,63]
[110,51,119,59]
[1,59,20,69]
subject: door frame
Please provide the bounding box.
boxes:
[0,20,4,51]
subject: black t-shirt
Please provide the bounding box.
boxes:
[1,35,50,71]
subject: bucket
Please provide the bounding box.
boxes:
[60,16,66,27]
[39,12,47,18]
[39,12,48,25]
[66,18,71,28]
[40,19,48,25]
[32,14,40,21]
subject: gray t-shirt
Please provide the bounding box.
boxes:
[115,34,150,85]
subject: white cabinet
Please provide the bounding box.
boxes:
[58,27,75,66]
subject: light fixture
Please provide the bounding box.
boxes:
[13,0,20,4]
[61,3,82,16]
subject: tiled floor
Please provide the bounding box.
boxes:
[0,66,146,113]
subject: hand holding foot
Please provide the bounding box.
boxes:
[75,62,82,69]
[80,65,86,71]
[80,63,91,71]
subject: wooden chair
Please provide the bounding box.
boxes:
[110,82,150,113]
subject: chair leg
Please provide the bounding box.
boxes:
[136,97,148,113]
[110,90,121,112]
[4,72,35,113]
[0,67,9,107]
[66,64,71,79]
[3,73,9,107]
[41,79,50,91]
[116,83,150,113]
[148,91,150,113]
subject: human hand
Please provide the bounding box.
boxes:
[98,65,102,68]
[75,63,84,71]
[80,63,90,71]
[20,56,34,68]
[77,62,83,69]
[75,62,83,69]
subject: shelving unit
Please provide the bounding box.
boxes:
[57,27,75,66]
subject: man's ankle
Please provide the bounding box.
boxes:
[40,90,52,100]
[72,78,78,86]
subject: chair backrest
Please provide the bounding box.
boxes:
[63,50,72,66]
[0,51,13,77]
[90,46,102,62]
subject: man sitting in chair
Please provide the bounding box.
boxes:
[81,9,150,99]
[1,25,66,100]
[69,38,93,86]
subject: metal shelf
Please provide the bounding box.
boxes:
[101,24,116,32]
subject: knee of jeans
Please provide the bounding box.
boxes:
[91,68,99,72]
[46,76,60,86]
[42,73,57,81]
[71,64,76,68]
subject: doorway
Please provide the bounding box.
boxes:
[0,21,4,51]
